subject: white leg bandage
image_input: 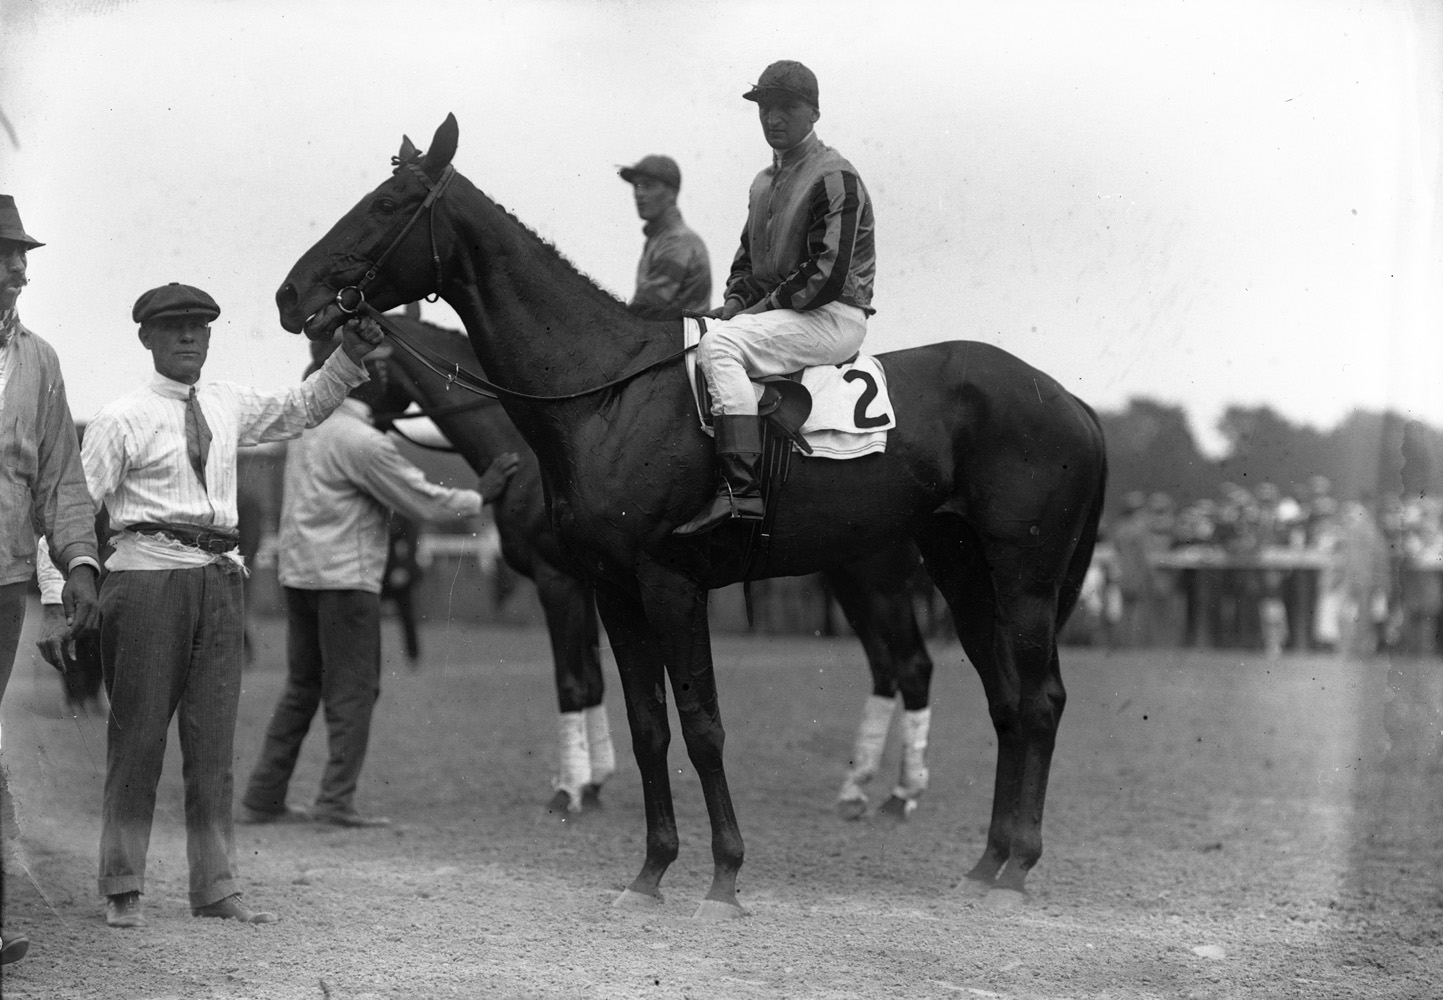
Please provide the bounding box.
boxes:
[892,707,932,801]
[838,694,896,803]
[584,703,616,787]
[555,711,591,811]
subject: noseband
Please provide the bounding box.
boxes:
[335,160,456,317]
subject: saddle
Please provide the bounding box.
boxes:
[683,318,895,582]
[696,369,816,455]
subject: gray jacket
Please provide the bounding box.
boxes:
[0,322,98,586]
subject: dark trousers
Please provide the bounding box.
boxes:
[1,581,28,926]
[0,581,28,707]
[97,564,245,907]
[241,588,381,817]
[60,633,105,707]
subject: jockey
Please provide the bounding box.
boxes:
[676,60,876,536]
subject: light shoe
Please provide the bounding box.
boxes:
[192,893,278,923]
[237,804,311,825]
[312,809,391,829]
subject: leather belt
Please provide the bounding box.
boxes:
[127,521,240,554]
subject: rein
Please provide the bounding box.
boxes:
[371,308,692,405]
[330,155,693,406]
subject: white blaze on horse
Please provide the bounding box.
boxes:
[277,115,1107,918]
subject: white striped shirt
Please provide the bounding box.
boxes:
[80,348,367,571]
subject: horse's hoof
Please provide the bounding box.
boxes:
[877,794,917,822]
[692,899,747,922]
[836,798,868,822]
[613,888,664,910]
[983,887,1028,910]
[957,875,992,898]
[580,784,603,811]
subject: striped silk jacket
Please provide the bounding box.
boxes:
[723,132,876,317]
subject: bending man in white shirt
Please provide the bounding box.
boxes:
[239,335,518,829]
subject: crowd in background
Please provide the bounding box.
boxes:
[1081,475,1443,657]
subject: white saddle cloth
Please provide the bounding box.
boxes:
[684,318,893,459]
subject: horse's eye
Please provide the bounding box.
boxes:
[374,198,398,214]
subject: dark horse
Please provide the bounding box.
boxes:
[371,312,940,820]
[278,116,1107,917]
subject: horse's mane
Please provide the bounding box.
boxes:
[389,144,632,314]
[487,196,629,313]
[394,151,628,315]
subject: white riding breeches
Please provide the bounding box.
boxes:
[697,300,868,417]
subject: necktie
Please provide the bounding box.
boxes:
[186,387,212,488]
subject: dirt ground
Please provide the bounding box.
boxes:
[1,600,1439,999]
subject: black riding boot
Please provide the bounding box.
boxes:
[674,415,766,536]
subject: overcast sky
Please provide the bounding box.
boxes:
[2,0,1439,455]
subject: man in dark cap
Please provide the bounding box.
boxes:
[0,194,100,966]
[677,60,877,535]
[617,154,711,319]
[76,281,382,929]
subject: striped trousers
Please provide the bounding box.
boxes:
[97,562,245,907]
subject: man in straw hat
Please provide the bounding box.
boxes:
[677,60,877,535]
[0,194,100,966]
[75,281,381,929]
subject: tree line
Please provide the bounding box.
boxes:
[1096,399,1439,516]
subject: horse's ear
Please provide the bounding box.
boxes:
[398,135,420,163]
[422,113,458,177]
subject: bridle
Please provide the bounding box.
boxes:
[325,157,692,407]
[335,159,455,317]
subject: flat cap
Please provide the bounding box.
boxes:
[618,154,682,191]
[132,282,221,324]
[743,60,819,109]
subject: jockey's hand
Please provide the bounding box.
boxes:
[340,315,386,363]
[704,299,747,321]
[479,452,522,503]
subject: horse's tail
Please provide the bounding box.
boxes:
[1055,396,1108,629]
